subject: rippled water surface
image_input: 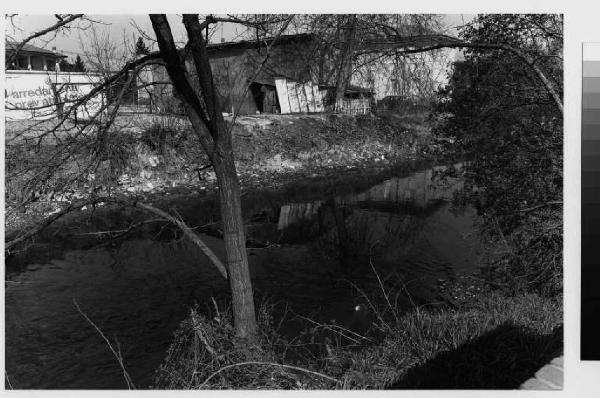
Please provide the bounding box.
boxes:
[5,165,481,389]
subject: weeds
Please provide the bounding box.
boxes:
[154,301,341,389]
[154,270,562,390]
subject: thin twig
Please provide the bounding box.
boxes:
[190,311,217,357]
[211,296,221,321]
[73,299,136,389]
[369,258,401,326]
[292,311,373,344]
[198,361,341,388]
[392,272,419,311]
[344,279,391,333]
[5,371,14,390]
[74,218,164,236]
[517,200,562,214]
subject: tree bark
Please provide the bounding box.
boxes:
[334,15,358,112]
[150,14,258,339]
[213,151,258,339]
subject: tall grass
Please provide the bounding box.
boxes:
[153,269,562,390]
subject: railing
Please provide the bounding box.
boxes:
[117,104,152,114]
[337,98,372,115]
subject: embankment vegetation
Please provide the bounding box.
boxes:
[433,14,563,298]
[5,13,562,390]
[5,110,434,238]
[153,283,561,389]
[152,14,563,390]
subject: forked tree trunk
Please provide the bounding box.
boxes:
[150,14,258,340]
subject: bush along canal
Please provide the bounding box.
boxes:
[4,162,562,389]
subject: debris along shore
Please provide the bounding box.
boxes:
[5,111,437,241]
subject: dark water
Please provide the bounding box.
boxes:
[5,165,481,389]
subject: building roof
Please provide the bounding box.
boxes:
[205,28,452,55]
[5,41,67,58]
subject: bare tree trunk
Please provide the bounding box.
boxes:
[212,116,257,338]
[334,15,358,112]
[213,153,258,339]
[150,14,258,340]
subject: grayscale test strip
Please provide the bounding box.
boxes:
[582,43,600,360]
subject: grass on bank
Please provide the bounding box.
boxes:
[153,288,562,390]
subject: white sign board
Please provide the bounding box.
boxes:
[5,71,105,121]
[287,81,301,113]
[274,78,291,114]
[274,78,326,114]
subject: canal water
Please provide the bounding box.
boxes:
[5,164,481,389]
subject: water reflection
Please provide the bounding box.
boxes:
[270,166,469,271]
[277,166,463,230]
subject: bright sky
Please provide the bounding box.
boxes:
[5,14,475,60]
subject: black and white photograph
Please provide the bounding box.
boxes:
[3,13,563,390]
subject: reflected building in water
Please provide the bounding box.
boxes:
[277,166,464,231]
[270,165,477,303]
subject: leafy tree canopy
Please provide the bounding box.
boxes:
[434,14,563,296]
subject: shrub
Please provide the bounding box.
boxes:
[154,302,339,389]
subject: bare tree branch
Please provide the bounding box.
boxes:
[6,196,229,279]
[358,37,563,112]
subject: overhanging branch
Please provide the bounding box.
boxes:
[6,196,229,279]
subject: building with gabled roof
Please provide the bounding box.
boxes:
[148,33,375,115]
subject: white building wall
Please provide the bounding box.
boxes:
[5,70,105,120]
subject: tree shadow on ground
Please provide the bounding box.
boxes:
[388,322,563,389]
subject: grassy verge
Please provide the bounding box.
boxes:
[153,286,562,390]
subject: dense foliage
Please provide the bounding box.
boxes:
[434,14,563,296]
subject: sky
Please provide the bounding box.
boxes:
[5,14,475,61]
